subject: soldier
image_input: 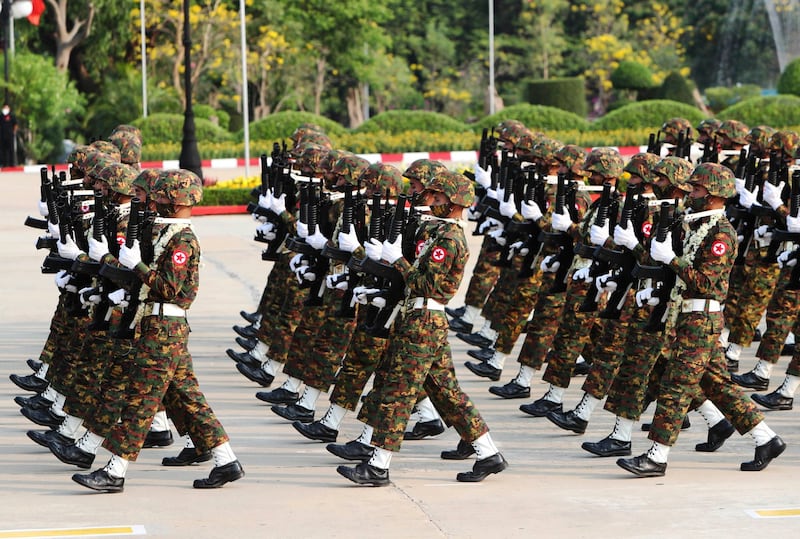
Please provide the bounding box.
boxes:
[108,125,143,170]
[70,170,244,492]
[661,117,694,148]
[617,163,785,477]
[335,169,507,486]
[716,119,749,173]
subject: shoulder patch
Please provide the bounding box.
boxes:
[710,240,727,257]
[642,222,652,238]
[430,246,448,263]
[172,250,189,266]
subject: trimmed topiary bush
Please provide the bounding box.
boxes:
[705,85,761,112]
[777,57,800,97]
[132,113,234,144]
[611,61,655,92]
[241,111,347,141]
[718,95,800,127]
[658,72,695,106]
[589,100,703,131]
[194,104,231,131]
[354,110,470,134]
[525,77,588,117]
[473,103,589,132]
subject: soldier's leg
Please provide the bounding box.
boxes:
[451,237,502,331]
[753,269,799,368]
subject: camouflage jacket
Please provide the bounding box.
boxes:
[670,214,736,301]
[134,226,199,309]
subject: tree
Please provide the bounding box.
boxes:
[611,60,655,100]
[777,57,800,96]
[45,0,95,71]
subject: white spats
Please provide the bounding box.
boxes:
[748,421,777,447]
[573,393,601,421]
[281,376,302,393]
[753,360,774,379]
[471,432,499,460]
[695,400,725,429]
[103,454,129,479]
[725,343,743,361]
[777,374,800,398]
[296,386,321,411]
[368,447,393,470]
[609,416,634,442]
[513,365,535,388]
[320,404,348,430]
[211,441,238,467]
[76,431,105,454]
[150,410,170,432]
[646,441,670,464]
[415,397,441,422]
[487,351,507,370]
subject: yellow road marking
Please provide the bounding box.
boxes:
[752,508,800,518]
[0,525,145,538]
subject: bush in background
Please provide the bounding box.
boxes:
[657,72,696,105]
[717,95,800,127]
[241,111,348,141]
[525,77,588,117]
[705,84,761,112]
[474,103,589,132]
[590,100,703,131]
[194,104,231,131]
[354,110,470,134]
[133,113,233,144]
[777,57,800,97]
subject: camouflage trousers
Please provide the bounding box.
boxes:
[255,253,298,351]
[485,259,542,355]
[263,260,305,363]
[722,264,747,332]
[463,236,502,308]
[517,270,566,369]
[726,260,780,347]
[541,279,596,388]
[649,312,763,446]
[104,316,228,461]
[47,310,92,397]
[362,310,489,453]
[756,267,800,364]
[38,298,70,365]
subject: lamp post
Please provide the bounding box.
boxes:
[179,0,202,179]
[488,0,495,115]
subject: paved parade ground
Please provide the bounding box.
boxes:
[1,167,799,538]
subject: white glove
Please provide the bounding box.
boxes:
[88,236,109,262]
[47,220,60,240]
[787,214,800,233]
[777,249,798,268]
[650,232,676,265]
[475,163,492,189]
[589,224,609,246]
[296,221,309,239]
[488,228,507,246]
[258,191,273,210]
[467,206,482,221]
[596,272,618,293]
[521,201,543,222]
[338,228,361,253]
[294,265,316,283]
[107,288,129,307]
[326,272,349,290]
[572,266,593,283]
[57,236,84,261]
[551,211,573,232]
[79,286,101,307]
[353,285,380,305]
[635,287,660,307]
[737,185,758,209]
[256,221,276,241]
[763,181,785,210]
[365,238,383,261]
[382,237,404,264]
[38,201,49,218]
[754,224,773,248]
[499,194,517,219]
[478,217,503,235]
[118,240,142,269]
[614,224,639,250]
[509,240,529,256]
[54,269,71,289]
[271,193,287,215]
[289,253,308,271]
[306,226,329,250]
[540,254,560,273]
[486,188,498,201]
[734,178,746,195]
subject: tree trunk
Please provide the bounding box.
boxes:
[345,87,364,129]
[313,58,326,116]
[47,0,95,71]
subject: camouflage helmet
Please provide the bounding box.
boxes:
[624,152,661,184]
[97,162,138,196]
[320,149,347,173]
[583,147,623,178]
[769,130,800,158]
[746,125,777,150]
[90,140,122,162]
[86,152,118,180]
[296,131,333,150]
[496,119,529,147]
[291,142,328,172]
[661,117,694,143]
[154,169,204,206]
[652,156,694,192]
[689,162,736,199]
[425,169,474,207]
[359,163,403,197]
[132,168,161,196]
[514,131,545,158]
[554,144,587,177]
[530,138,563,164]
[717,119,750,146]
[332,154,370,186]
[67,145,93,178]
[403,159,448,188]
[108,128,143,167]
[696,118,721,138]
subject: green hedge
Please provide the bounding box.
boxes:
[525,77,588,117]
[353,110,470,134]
[658,72,695,105]
[132,113,233,144]
[589,100,703,131]
[705,84,760,111]
[717,95,800,127]
[777,57,800,96]
[473,103,589,132]
[239,111,348,141]
[194,104,231,131]
[199,187,252,206]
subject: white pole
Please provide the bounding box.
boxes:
[140,0,148,117]
[239,0,250,178]
[488,0,495,115]
[9,15,13,56]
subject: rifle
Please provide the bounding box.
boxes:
[517,165,548,278]
[730,149,762,265]
[328,185,360,318]
[647,131,662,156]
[578,181,617,313]
[700,136,719,164]
[25,168,52,230]
[110,198,148,339]
[765,169,800,268]
[540,172,579,294]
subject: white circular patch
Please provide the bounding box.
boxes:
[642,222,652,238]
[172,250,188,266]
[431,246,447,263]
[711,241,727,257]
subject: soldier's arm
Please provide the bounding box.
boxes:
[669,231,735,297]
[134,231,198,301]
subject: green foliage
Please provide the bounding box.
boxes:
[198,187,252,206]
[704,84,761,112]
[611,61,655,90]
[777,58,800,97]
[473,104,589,132]
[658,72,695,105]
[717,95,800,128]
[132,113,233,144]
[3,52,86,163]
[590,99,703,131]
[194,105,231,131]
[242,111,348,142]
[525,77,588,117]
[354,111,470,134]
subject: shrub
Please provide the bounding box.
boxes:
[658,72,695,106]
[473,103,589,132]
[611,61,655,91]
[777,57,800,96]
[354,110,470,134]
[705,85,761,112]
[240,111,347,141]
[194,104,231,131]
[132,113,233,144]
[525,77,588,117]
[717,95,800,127]
[330,130,480,153]
[589,100,703,131]
[198,187,252,206]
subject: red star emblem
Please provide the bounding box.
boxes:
[172,250,188,266]
[416,240,425,256]
[711,240,727,257]
[431,246,447,263]
[116,234,126,246]
[642,222,652,238]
